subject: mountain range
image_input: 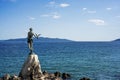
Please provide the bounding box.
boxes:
[1,37,120,42]
[2,37,73,42]
[113,39,120,42]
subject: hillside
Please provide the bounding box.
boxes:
[113,39,120,42]
[3,37,73,42]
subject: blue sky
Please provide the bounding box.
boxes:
[0,0,120,41]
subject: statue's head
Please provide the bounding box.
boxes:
[29,28,32,31]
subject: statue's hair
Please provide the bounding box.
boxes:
[29,28,32,31]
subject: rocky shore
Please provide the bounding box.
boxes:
[0,53,90,80]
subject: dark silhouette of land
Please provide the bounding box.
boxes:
[2,37,73,42]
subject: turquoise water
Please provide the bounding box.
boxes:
[0,41,120,80]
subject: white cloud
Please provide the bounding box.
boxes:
[82,8,96,14]
[47,1,70,8]
[106,8,112,11]
[41,12,61,19]
[88,19,105,25]
[52,12,61,19]
[82,8,87,11]
[46,1,57,8]
[52,15,61,19]
[87,11,96,14]
[41,14,50,17]
[49,1,55,5]
[59,3,70,8]
[28,16,36,20]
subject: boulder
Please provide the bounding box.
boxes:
[3,74,10,80]
[80,77,91,80]
[62,73,71,79]
[19,52,42,79]
[54,72,61,77]
[12,75,21,80]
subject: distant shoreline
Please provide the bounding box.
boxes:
[0,37,117,42]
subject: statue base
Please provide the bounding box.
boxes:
[19,52,43,80]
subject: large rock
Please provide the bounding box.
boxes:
[80,77,91,80]
[19,53,42,79]
[3,74,10,80]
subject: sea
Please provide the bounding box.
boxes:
[0,41,120,80]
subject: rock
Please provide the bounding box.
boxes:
[12,75,21,80]
[19,53,42,79]
[80,77,91,80]
[54,77,62,80]
[43,71,55,80]
[49,73,55,79]
[62,73,71,79]
[54,72,61,77]
[43,71,50,79]
[0,78,3,80]
[3,74,10,80]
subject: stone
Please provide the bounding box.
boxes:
[54,77,62,80]
[54,72,61,77]
[19,53,42,79]
[62,73,71,79]
[43,71,50,78]
[0,78,3,80]
[3,74,10,80]
[49,73,55,79]
[80,77,91,80]
[12,75,21,80]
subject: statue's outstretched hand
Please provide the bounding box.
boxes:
[35,33,41,39]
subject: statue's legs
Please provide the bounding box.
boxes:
[28,41,33,53]
[28,43,31,50]
[30,41,33,52]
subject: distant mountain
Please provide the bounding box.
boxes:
[3,37,74,42]
[113,39,120,42]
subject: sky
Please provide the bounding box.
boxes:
[0,0,120,41]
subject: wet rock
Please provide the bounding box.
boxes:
[0,77,3,80]
[54,77,62,80]
[19,53,42,80]
[62,73,71,79]
[80,77,91,80]
[43,71,50,79]
[54,72,61,77]
[3,74,10,80]
[49,73,55,79]
[12,75,21,80]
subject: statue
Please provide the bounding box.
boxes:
[27,28,40,53]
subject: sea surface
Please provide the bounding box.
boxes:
[0,41,120,80]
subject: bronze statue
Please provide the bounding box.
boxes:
[27,28,40,53]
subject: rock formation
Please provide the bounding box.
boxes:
[19,52,43,80]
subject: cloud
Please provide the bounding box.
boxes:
[82,8,96,14]
[41,12,61,19]
[52,15,61,19]
[49,1,55,5]
[87,11,96,14]
[28,16,36,20]
[82,8,87,11]
[88,19,105,25]
[46,1,57,8]
[47,1,70,8]
[59,3,70,8]
[41,14,50,17]
[106,8,112,11]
